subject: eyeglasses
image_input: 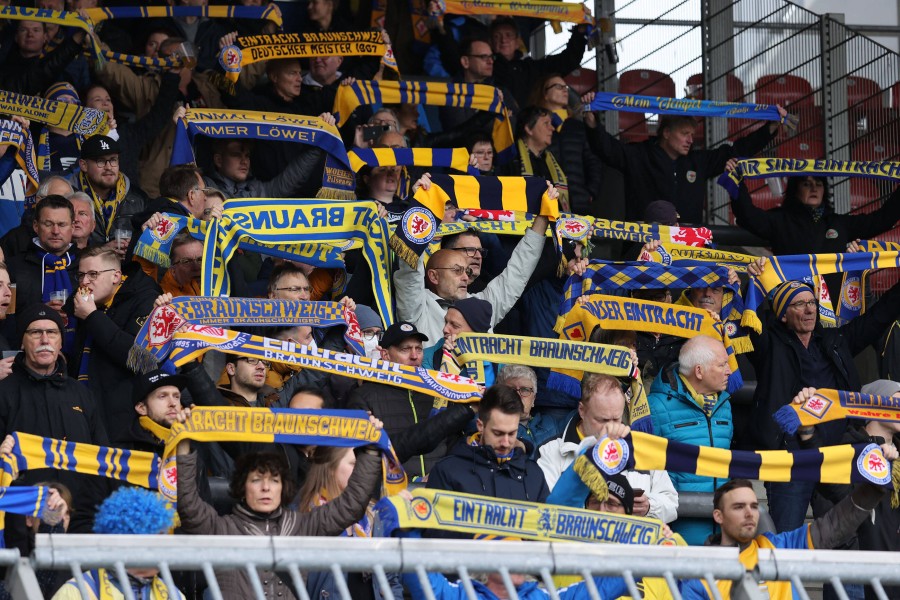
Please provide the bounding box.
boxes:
[545,83,569,92]
[788,299,818,310]
[76,268,117,282]
[38,220,72,230]
[89,157,118,168]
[362,330,382,341]
[472,150,494,157]
[511,386,535,397]
[468,53,495,61]
[276,286,311,294]
[240,357,270,368]
[455,247,488,258]
[173,257,203,266]
[24,328,61,339]
[429,265,473,277]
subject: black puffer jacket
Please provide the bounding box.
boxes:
[426,439,549,503]
[67,261,161,438]
[748,281,900,450]
[0,354,110,533]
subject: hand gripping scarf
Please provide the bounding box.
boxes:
[586,93,796,128]
[553,295,742,395]
[0,89,110,140]
[592,217,712,247]
[159,407,408,499]
[134,199,394,324]
[0,119,39,204]
[774,389,900,435]
[718,158,900,198]
[133,212,345,271]
[375,488,682,545]
[0,456,50,548]
[172,108,355,199]
[219,31,395,84]
[579,432,900,508]
[147,324,483,405]
[0,6,104,62]
[334,80,515,163]
[397,174,557,268]
[454,332,652,433]
[744,251,900,323]
[127,298,364,373]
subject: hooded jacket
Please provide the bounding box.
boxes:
[68,261,161,439]
[427,438,549,504]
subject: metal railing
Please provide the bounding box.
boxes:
[15,534,900,600]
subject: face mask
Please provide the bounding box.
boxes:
[363,336,379,359]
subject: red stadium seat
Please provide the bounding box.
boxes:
[618,69,676,98]
[849,179,880,214]
[564,68,597,96]
[618,111,651,143]
[851,139,900,162]
[746,178,783,211]
[846,76,883,111]
[755,74,815,109]
[892,82,900,109]
[686,73,745,102]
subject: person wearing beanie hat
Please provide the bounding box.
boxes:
[643,200,680,226]
[0,303,110,534]
[586,472,635,515]
[746,255,900,535]
[52,487,185,599]
[38,82,83,174]
[354,304,383,359]
[435,297,496,386]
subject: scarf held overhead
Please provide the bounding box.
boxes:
[127,297,364,373]
[375,488,672,545]
[593,217,712,247]
[774,389,900,434]
[220,31,393,83]
[158,324,483,404]
[171,108,354,199]
[0,119,39,202]
[586,92,793,125]
[161,408,407,498]
[396,174,556,268]
[347,147,473,174]
[0,90,110,138]
[333,80,515,163]
[718,158,900,197]
[0,6,104,60]
[438,0,593,25]
[84,5,283,26]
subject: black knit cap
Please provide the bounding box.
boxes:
[16,304,66,342]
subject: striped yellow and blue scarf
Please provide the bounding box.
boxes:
[0,119,39,206]
[579,432,900,507]
[132,213,345,271]
[127,297,365,373]
[553,295,743,394]
[396,174,557,268]
[745,251,900,322]
[35,244,74,304]
[220,31,393,84]
[84,5,283,27]
[774,388,900,435]
[835,240,896,325]
[0,90,110,139]
[466,431,514,463]
[77,169,128,238]
[375,488,675,545]
[348,147,474,174]
[155,325,483,405]
[134,199,394,324]
[586,92,794,126]
[334,80,515,163]
[516,138,570,212]
[0,455,48,548]
[438,0,594,26]
[172,108,355,199]
[640,242,758,272]
[160,407,408,498]
[718,158,900,197]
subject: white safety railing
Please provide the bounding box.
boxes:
[14,534,900,600]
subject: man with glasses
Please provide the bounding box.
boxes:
[0,303,110,533]
[437,36,514,132]
[497,364,561,459]
[440,230,488,290]
[745,272,900,532]
[7,195,79,312]
[69,246,161,439]
[71,135,147,248]
[160,232,202,297]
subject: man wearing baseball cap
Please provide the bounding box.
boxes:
[0,303,110,533]
[348,321,475,479]
[71,134,147,248]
